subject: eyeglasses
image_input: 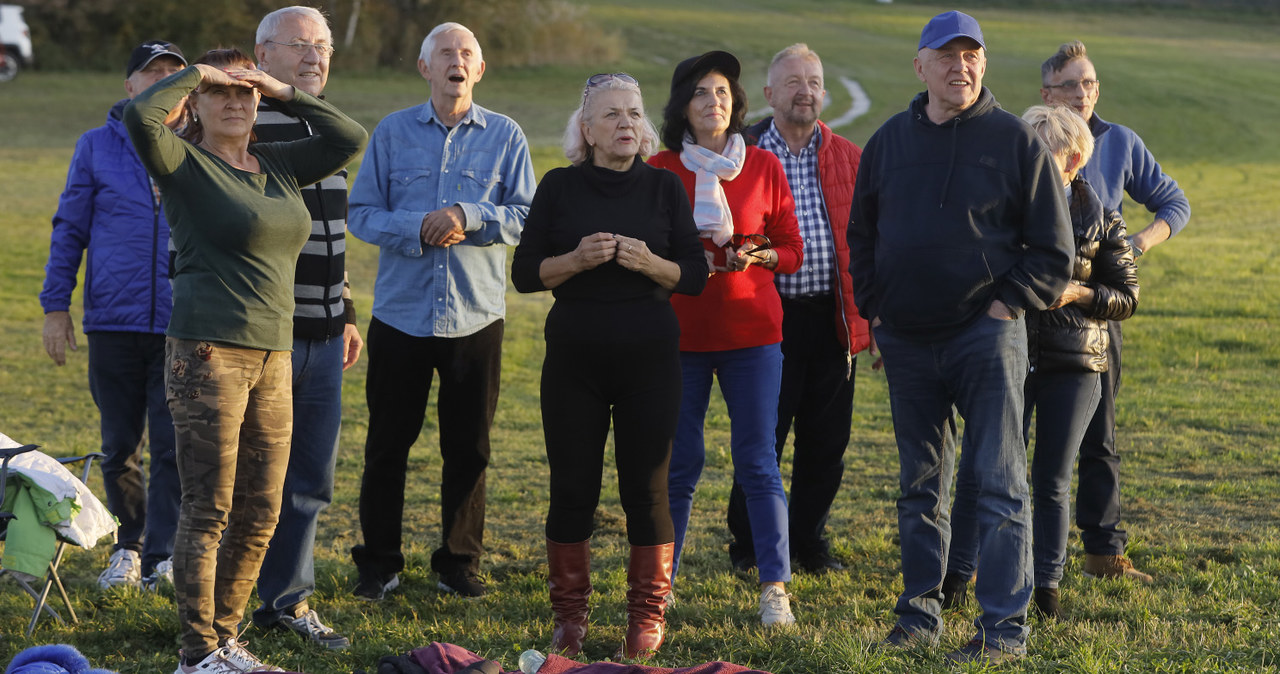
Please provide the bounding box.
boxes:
[730,233,772,261]
[267,40,335,58]
[582,72,638,99]
[1045,78,1099,92]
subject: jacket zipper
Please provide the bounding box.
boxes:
[149,176,159,332]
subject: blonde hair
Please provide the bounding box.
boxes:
[1022,104,1094,177]
[767,43,823,87]
[563,77,659,165]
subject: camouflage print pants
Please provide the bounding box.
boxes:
[165,338,292,657]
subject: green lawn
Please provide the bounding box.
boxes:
[1,1,1279,672]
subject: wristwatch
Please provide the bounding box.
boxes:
[1125,235,1144,258]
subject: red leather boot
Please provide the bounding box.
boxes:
[546,538,592,656]
[619,542,674,659]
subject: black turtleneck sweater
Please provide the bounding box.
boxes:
[512,159,707,344]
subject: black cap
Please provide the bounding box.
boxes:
[670,50,740,97]
[126,40,187,78]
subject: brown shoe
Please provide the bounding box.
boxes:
[1082,554,1153,583]
[617,543,674,659]
[547,538,592,656]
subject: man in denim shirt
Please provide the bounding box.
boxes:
[348,21,535,600]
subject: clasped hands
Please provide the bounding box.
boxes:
[421,205,466,247]
[572,232,650,272]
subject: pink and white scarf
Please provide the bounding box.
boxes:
[679,132,746,246]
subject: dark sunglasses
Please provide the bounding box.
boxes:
[730,233,772,261]
[582,72,639,100]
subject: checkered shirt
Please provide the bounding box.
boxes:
[758,121,834,297]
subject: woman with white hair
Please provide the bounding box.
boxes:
[512,73,707,659]
[944,104,1139,620]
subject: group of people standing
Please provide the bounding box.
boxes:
[38,7,1187,673]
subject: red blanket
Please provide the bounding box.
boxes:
[407,642,773,674]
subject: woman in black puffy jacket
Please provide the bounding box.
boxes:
[944,104,1139,620]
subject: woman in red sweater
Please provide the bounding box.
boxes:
[649,51,802,627]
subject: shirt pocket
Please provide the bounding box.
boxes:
[458,168,502,202]
[388,167,434,208]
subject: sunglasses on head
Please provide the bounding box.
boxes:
[582,72,639,101]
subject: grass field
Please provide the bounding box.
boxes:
[2,0,1279,672]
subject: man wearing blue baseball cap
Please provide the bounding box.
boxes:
[847,10,1074,664]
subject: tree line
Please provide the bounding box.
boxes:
[22,0,620,71]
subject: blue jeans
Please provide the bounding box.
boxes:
[950,370,1102,589]
[87,331,179,577]
[254,336,344,624]
[875,316,1031,651]
[1077,320,1126,554]
[669,344,791,584]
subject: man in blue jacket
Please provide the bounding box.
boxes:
[40,40,187,590]
[848,11,1073,664]
[1040,40,1190,584]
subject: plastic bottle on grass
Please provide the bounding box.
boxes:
[519,649,546,673]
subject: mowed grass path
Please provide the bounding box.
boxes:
[1,2,1278,672]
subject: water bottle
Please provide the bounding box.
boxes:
[518,649,547,674]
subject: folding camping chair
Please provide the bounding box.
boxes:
[0,443,105,636]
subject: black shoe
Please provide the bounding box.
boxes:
[437,569,486,597]
[728,542,756,572]
[796,552,845,574]
[940,571,970,611]
[270,606,351,650]
[1032,587,1062,620]
[945,638,1024,664]
[353,571,399,601]
[878,625,937,650]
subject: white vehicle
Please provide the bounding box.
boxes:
[0,4,33,82]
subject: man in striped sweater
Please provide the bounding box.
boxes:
[248,6,363,651]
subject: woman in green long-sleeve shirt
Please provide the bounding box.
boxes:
[124,47,366,674]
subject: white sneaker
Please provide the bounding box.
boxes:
[143,557,175,590]
[173,639,284,673]
[98,549,142,589]
[759,585,796,627]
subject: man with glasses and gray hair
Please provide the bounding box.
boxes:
[1039,39,1189,585]
[348,21,535,602]
[248,5,361,650]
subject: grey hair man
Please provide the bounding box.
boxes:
[848,10,1074,664]
[1039,39,1189,584]
[347,21,535,601]
[248,5,362,650]
[725,43,872,575]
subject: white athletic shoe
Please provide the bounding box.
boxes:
[759,585,797,627]
[97,549,142,589]
[172,639,283,673]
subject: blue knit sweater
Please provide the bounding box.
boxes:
[1082,113,1190,237]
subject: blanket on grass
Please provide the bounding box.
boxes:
[373,642,771,674]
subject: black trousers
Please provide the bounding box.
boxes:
[542,338,679,546]
[727,295,855,561]
[353,317,502,577]
[1076,319,1127,555]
